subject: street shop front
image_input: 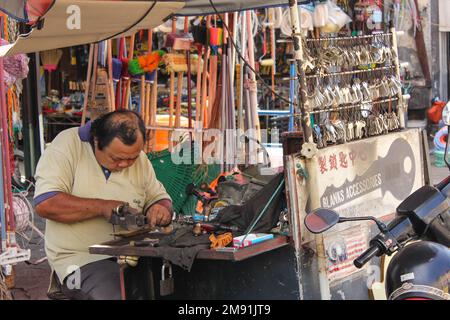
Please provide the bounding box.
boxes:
[0,0,430,300]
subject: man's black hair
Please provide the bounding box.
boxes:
[90,110,146,150]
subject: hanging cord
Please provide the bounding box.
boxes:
[207,0,298,108]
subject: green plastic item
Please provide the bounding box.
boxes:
[434,149,446,168]
[128,59,144,75]
[148,146,221,215]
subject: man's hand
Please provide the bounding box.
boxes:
[101,200,127,221]
[146,203,172,228]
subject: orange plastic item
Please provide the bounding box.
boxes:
[428,101,446,124]
[153,115,189,152]
[209,232,233,249]
[137,51,163,73]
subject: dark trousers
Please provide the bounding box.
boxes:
[58,259,122,300]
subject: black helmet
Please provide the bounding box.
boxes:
[385,241,450,300]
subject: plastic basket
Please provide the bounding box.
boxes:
[434,149,446,168]
[148,144,221,214]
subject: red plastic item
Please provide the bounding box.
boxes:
[209,28,223,46]
[427,101,446,124]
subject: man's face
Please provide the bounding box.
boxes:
[94,134,144,172]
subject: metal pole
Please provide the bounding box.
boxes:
[391,27,406,128]
[246,10,261,142]
[289,59,296,131]
[0,133,6,252]
[288,0,329,301]
[21,51,42,179]
[288,0,313,141]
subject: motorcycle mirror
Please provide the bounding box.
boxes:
[304,208,340,234]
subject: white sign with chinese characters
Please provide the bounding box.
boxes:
[287,129,426,285]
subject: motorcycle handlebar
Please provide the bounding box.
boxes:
[354,245,380,268]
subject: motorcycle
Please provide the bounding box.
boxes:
[304,106,450,301]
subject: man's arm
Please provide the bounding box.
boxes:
[142,155,173,227]
[35,193,125,224]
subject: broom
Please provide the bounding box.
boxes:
[40,49,63,94]
[125,34,136,109]
[107,40,115,111]
[168,17,177,151]
[201,16,211,127]
[185,16,193,129]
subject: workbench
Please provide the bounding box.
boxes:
[90,233,300,300]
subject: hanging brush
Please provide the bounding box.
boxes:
[163,53,202,74]
[40,49,63,94]
[128,50,166,76]
[258,11,274,75]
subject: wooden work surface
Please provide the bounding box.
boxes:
[89,232,289,262]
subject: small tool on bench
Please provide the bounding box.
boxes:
[129,238,160,247]
[109,203,148,231]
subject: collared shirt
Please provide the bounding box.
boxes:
[34,122,172,282]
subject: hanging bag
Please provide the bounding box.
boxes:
[192,17,208,45]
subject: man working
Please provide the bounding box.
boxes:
[34,110,173,300]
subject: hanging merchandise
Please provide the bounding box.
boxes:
[40,49,63,94]
[90,68,112,119]
[354,0,383,34]
[183,16,193,130]
[167,17,177,150]
[192,17,208,45]
[192,16,207,131]
[154,19,174,33]
[299,30,404,149]
[128,50,166,76]
[81,40,116,123]
[245,10,261,148]
[162,53,202,75]
[280,5,314,37]
[0,39,28,87]
[321,1,352,33]
[200,15,212,128]
[258,15,272,74]
[209,26,223,55]
[123,35,136,110]
[270,7,283,29]
[0,52,31,268]
[313,1,329,28]
[165,32,194,51]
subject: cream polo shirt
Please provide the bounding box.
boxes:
[34,125,171,282]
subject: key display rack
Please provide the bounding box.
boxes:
[294,27,406,149]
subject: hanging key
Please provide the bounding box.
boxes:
[347,122,354,141]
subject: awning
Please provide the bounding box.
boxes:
[0,0,310,57]
[177,0,293,16]
[0,0,185,57]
